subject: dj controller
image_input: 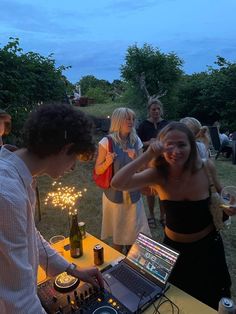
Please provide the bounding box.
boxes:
[38,272,132,314]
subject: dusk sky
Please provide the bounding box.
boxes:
[1,0,236,83]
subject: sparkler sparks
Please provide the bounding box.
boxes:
[44,181,87,215]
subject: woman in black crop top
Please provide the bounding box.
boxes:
[111,122,236,310]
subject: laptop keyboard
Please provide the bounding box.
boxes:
[110,264,155,297]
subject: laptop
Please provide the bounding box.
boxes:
[103,232,179,313]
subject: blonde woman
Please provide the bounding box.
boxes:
[94,107,151,253]
[180,117,210,159]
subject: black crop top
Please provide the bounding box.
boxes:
[160,198,212,234]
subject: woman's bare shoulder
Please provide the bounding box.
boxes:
[203,158,216,173]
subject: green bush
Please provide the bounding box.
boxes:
[86,87,110,104]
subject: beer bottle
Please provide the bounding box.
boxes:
[69,213,83,258]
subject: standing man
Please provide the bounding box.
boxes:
[0,103,103,314]
[137,98,168,228]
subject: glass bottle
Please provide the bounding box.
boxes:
[69,213,83,258]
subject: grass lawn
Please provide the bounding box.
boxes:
[77,102,123,117]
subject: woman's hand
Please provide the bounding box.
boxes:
[105,152,117,166]
[223,205,236,216]
[123,148,136,159]
[146,140,165,159]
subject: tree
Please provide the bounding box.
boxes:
[176,56,236,131]
[120,43,183,117]
[78,75,111,97]
[0,37,73,143]
[110,79,126,101]
[86,87,109,103]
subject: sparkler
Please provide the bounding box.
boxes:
[44,181,87,215]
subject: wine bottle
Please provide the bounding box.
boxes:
[69,213,83,258]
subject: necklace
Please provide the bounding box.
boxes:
[120,137,128,150]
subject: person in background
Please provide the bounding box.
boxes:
[213,121,232,158]
[111,122,235,310]
[0,103,104,314]
[219,129,231,146]
[213,120,230,145]
[229,131,236,141]
[180,117,210,159]
[0,109,11,147]
[137,98,168,228]
[94,107,151,253]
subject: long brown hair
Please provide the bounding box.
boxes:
[154,122,198,178]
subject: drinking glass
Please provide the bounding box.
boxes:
[220,186,236,227]
[49,235,65,256]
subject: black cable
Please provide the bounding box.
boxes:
[136,291,146,313]
[158,299,174,313]
[137,285,176,314]
[150,285,171,314]
[155,293,180,314]
[163,294,179,314]
[150,295,160,314]
[150,291,167,314]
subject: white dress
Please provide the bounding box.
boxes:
[99,137,151,245]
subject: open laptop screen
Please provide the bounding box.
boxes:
[126,233,179,285]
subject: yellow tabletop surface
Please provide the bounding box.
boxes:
[38,233,217,314]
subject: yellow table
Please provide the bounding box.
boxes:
[38,233,217,314]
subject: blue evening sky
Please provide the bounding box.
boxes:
[1,0,236,83]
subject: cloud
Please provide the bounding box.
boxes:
[102,0,175,17]
[106,0,157,12]
[53,39,127,82]
[157,36,236,73]
[0,0,86,36]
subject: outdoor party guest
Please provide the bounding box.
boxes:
[0,109,12,147]
[111,122,236,310]
[0,103,104,314]
[180,117,210,159]
[137,97,168,228]
[213,121,232,158]
[213,121,230,146]
[94,107,151,253]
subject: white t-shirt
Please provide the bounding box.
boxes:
[196,141,209,159]
[99,136,143,151]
